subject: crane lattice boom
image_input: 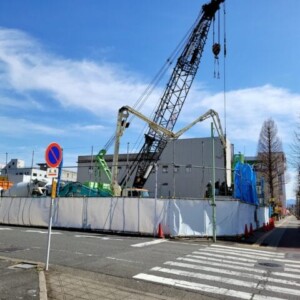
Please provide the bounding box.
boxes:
[120,0,225,188]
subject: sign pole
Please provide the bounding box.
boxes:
[44,142,62,271]
[45,178,57,271]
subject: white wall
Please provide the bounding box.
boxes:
[0,197,269,237]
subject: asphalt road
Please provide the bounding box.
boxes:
[0,215,300,300]
[0,226,207,277]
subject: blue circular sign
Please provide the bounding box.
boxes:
[45,142,63,168]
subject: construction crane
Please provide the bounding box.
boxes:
[111,105,228,196]
[119,0,225,189]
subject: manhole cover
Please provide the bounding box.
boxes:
[258,262,282,268]
[256,260,284,271]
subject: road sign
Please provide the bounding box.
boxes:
[47,168,58,178]
[45,142,63,168]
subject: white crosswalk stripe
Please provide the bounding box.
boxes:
[211,244,285,257]
[133,243,300,299]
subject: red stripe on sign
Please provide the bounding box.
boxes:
[50,148,59,162]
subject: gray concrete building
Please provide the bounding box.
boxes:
[77,137,232,198]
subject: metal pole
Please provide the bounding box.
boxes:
[56,150,63,196]
[172,140,175,198]
[46,178,56,271]
[155,163,158,200]
[126,142,129,189]
[5,152,8,176]
[154,163,158,237]
[211,122,216,243]
[89,146,93,182]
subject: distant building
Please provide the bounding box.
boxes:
[1,159,77,185]
[1,159,48,184]
[77,137,232,198]
[37,163,77,182]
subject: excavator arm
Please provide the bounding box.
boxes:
[112,105,227,195]
[173,109,226,147]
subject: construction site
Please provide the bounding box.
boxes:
[0,0,287,238]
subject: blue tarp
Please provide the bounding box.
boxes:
[233,162,259,205]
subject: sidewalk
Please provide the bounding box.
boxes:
[239,215,293,247]
[45,265,179,300]
[0,256,41,300]
[0,216,295,300]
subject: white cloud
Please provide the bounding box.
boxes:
[0,28,155,117]
[0,116,65,136]
[181,84,300,154]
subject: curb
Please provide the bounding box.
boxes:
[0,256,47,300]
[39,269,48,300]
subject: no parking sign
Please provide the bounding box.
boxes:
[45,142,63,168]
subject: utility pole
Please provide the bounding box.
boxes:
[211,122,217,243]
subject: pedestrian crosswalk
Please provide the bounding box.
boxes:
[133,244,300,300]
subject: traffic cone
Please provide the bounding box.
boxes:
[244,224,249,238]
[269,218,272,229]
[263,222,267,231]
[249,223,254,236]
[158,223,164,238]
[270,218,274,229]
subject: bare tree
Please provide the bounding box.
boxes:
[291,118,300,217]
[257,118,284,200]
[290,119,300,170]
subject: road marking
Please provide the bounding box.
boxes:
[177,257,265,274]
[25,230,61,234]
[186,254,254,267]
[152,266,300,296]
[133,273,263,300]
[0,228,12,230]
[152,266,259,288]
[131,239,167,248]
[106,257,143,264]
[203,248,282,260]
[272,271,300,280]
[208,247,284,259]
[193,250,257,263]
[133,243,300,300]
[74,234,123,241]
[166,261,300,288]
[252,295,287,300]
[285,263,300,268]
[164,261,262,280]
[285,267,300,273]
[211,244,285,257]
[262,282,300,297]
[273,257,300,264]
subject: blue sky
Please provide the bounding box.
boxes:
[0,0,299,199]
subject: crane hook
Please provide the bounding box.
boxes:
[212,43,221,78]
[212,43,221,59]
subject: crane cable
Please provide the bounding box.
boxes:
[212,8,221,79]
[223,1,227,138]
[103,12,202,153]
[132,12,206,153]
